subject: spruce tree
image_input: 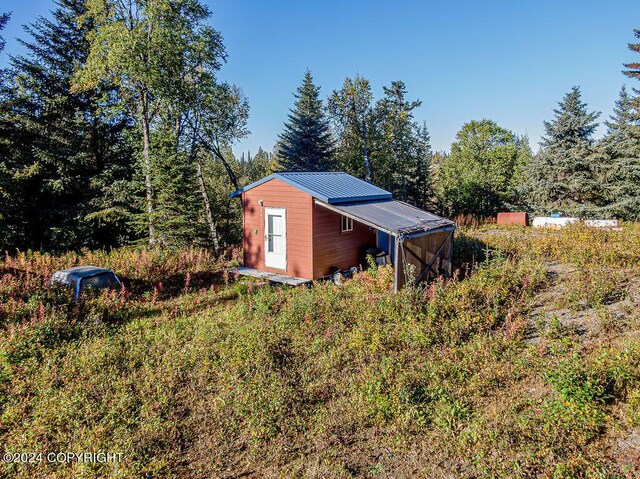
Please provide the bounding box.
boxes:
[373,81,422,200]
[0,12,7,44]
[2,0,134,251]
[605,28,640,219]
[600,86,640,220]
[150,124,209,247]
[0,12,12,232]
[524,86,603,217]
[406,122,433,209]
[510,134,534,209]
[328,75,374,180]
[278,70,334,171]
[623,29,640,84]
[0,12,9,81]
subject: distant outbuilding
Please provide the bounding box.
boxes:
[497,212,529,226]
[230,172,455,291]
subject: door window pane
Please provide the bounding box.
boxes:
[267,213,283,254]
[272,234,283,253]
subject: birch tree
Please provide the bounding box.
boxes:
[72,0,225,245]
[184,81,249,250]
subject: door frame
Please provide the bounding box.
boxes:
[264,207,287,270]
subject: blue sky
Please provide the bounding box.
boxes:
[2,0,639,156]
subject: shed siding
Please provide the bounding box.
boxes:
[242,178,313,279]
[312,203,376,278]
[497,212,529,226]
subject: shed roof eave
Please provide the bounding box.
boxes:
[230,173,333,201]
[230,172,393,203]
[230,173,277,198]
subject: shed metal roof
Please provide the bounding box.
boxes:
[230,172,393,204]
[315,199,455,237]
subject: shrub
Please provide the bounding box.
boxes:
[1,228,639,478]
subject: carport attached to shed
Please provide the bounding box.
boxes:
[315,199,456,291]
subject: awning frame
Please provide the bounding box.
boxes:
[315,199,456,292]
[314,199,396,235]
[314,199,455,238]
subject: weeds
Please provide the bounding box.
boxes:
[1,226,639,478]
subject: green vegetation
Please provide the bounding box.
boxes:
[328,77,434,208]
[277,70,335,172]
[1,225,639,478]
[436,119,530,218]
[0,4,639,477]
[1,4,640,251]
[600,85,640,219]
[522,86,604,217]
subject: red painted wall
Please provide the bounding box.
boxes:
[242,179,313,279]
[497,212,529,226]
[312,203,376,278]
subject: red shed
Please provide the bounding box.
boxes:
[230,172,455,291]
[497,212,529,226]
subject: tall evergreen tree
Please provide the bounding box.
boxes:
[149,122,209,247]
[510,134,534,208]
[0,12,8,45]
[328,75,374,180]
[406,122,433,209]
[0,12,14,240]
[599,86,640,220]
[608,28,640,219]
[523,86,603,216]
[623,29,640,85]
[278,70,334,171]
[0,12,9,80]
[1,0,134,251]
[373,81,422,200]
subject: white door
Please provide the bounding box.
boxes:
[264,207,286,270]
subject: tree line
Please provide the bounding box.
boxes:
[0,0,260,253]
[279,51,640,222]
[278,71,433,209]
[0,1,639,254]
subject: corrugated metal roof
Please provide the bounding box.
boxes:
[315,199,455,237]
[230,172,393,204]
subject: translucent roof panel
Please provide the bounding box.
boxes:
[316,199,455,236]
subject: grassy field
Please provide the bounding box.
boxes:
[1,225,639,478]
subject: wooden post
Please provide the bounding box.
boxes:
[393,235,401,293]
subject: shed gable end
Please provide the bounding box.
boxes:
[241,179,313,279]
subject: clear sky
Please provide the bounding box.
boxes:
[2,0,639,156]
